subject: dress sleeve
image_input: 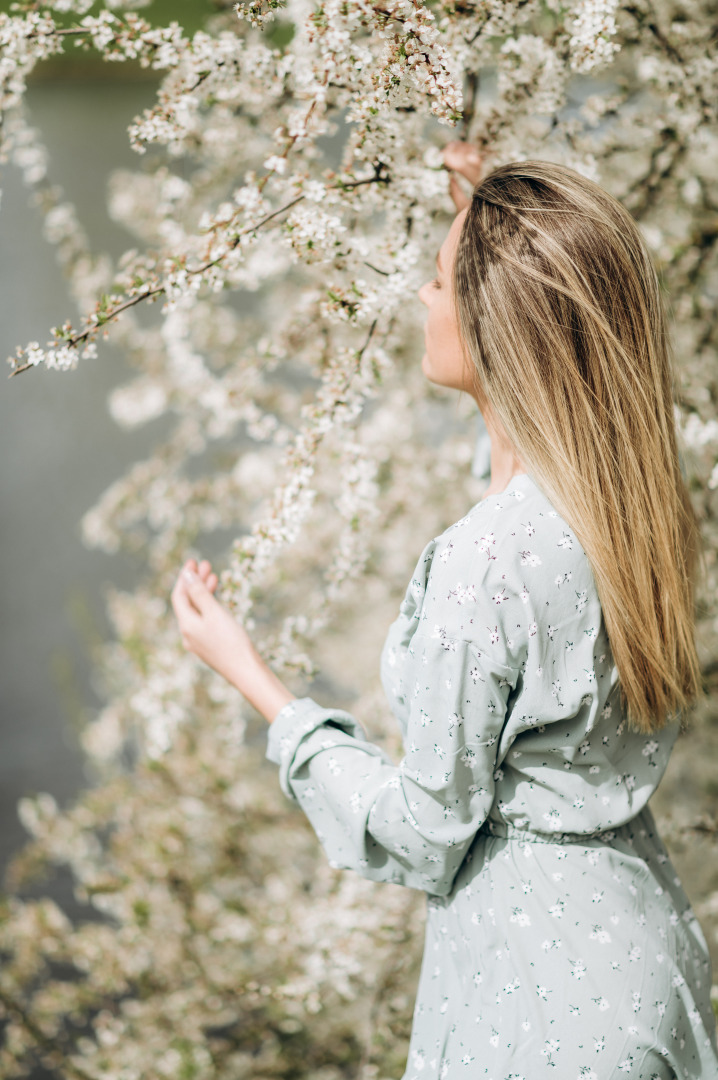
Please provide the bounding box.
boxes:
[265,532,524,897]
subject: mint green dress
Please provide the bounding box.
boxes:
[266,472,718,1079]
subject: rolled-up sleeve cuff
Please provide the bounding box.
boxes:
[265,696,368,801]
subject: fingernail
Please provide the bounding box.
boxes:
[183,568,197,582]
[468,152,481,163]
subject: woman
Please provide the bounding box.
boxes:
[171,143,718,1078]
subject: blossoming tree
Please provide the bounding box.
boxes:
[1,0,717,1075]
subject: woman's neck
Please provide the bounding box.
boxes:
[480,409,527,496]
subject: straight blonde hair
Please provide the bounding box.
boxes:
[453,159,706,735]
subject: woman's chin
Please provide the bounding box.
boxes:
[421,351,443,387]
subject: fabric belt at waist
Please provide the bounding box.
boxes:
[480,818,620,845]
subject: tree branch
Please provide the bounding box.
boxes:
[8,174,386,378]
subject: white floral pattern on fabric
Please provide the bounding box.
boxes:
[266,472,718,1078]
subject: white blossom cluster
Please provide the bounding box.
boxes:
[567,0,621,73]
[2,0,718,1075]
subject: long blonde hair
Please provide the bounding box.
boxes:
[453,159,706,735]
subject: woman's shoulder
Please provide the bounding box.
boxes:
[432,473,586,580]
[418,474,599,649]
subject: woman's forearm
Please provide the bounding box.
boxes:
[227,645,297,724]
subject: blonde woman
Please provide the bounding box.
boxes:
[171,143,718,1078]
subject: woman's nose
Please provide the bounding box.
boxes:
[418,283,429,306]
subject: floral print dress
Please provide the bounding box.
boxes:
[266,471,718,1079]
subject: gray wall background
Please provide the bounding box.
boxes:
[0,80,170,898]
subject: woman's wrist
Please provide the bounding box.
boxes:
[227,643,297,724]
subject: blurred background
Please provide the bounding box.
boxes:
[0,0,218,905]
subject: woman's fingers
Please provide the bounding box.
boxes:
[176,557,218,604]
[442,140,484,185]
[171,574,201,624]
[443,140,486,212]
[173,556,218,624]
[181,572,213,615]
[196,559,218,592]
[172,560,198,608]
[448,172,471,212]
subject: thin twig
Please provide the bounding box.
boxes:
[8,174,385,378]
[0,987,97,1080]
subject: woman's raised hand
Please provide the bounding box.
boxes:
[171,558,256,685]
[170,557,297,723]
[442,140,486,212]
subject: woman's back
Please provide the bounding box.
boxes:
[380,470,682,843]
